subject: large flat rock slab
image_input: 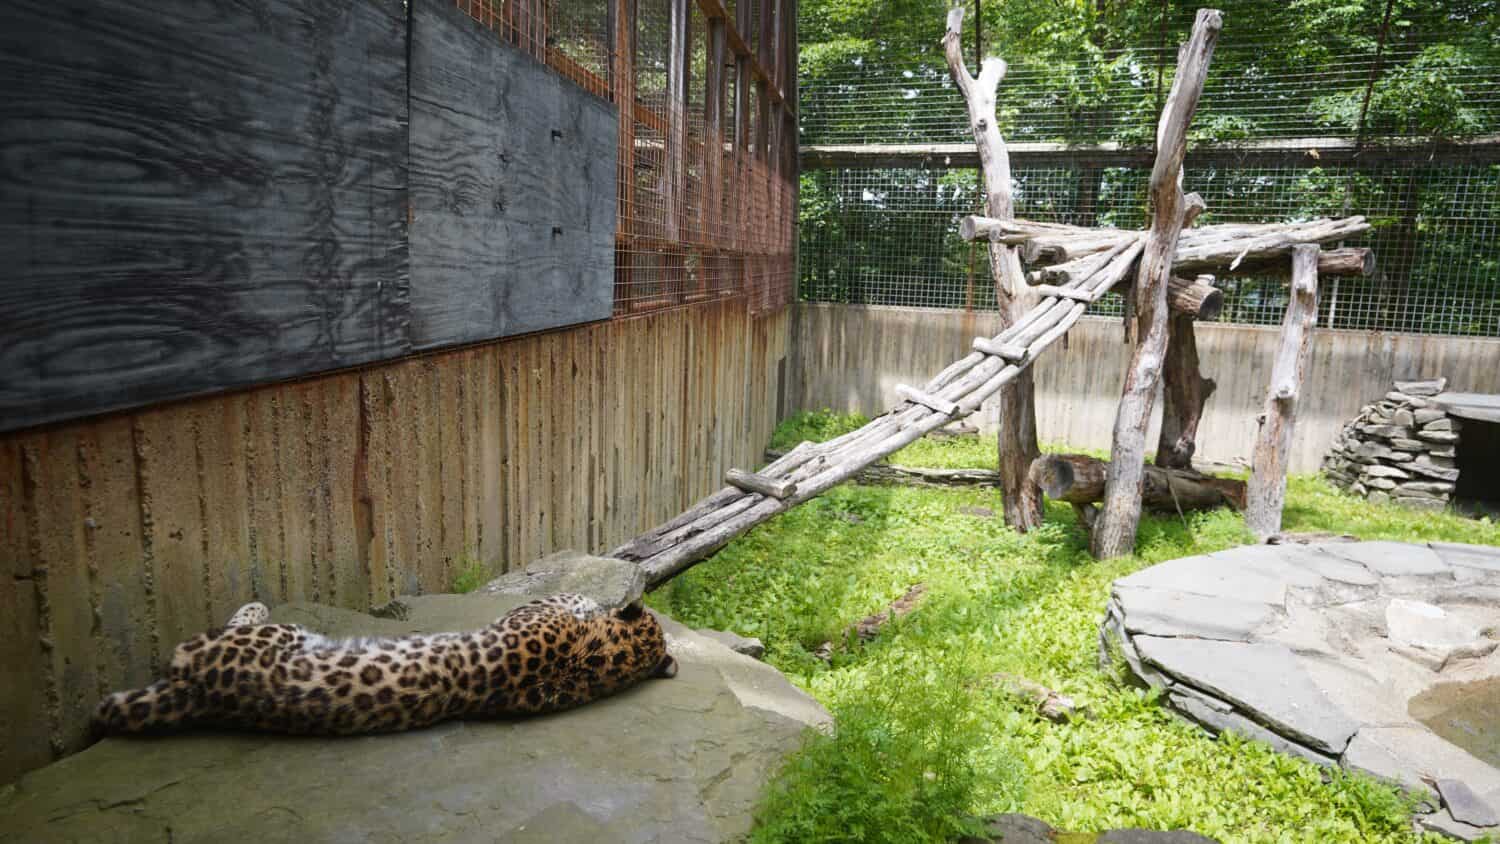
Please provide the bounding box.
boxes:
[0,579,829,844]
[1101,540,1500,841]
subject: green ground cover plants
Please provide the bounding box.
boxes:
[650,411,1500,844]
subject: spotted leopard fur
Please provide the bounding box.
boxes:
[92,594,676,737]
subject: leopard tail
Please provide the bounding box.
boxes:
[92,679,198,737]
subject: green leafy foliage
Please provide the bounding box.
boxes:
[652,413,1499,843]
[450,559,491,594]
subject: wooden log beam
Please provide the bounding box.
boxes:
[1224,247,1374,278]
[1029,454,1246,513]
[725,468,797,499]
[1245,245,1320,539]
[943,5,1043,532]
[1092,8,1221,560]
[895,384,959,417]
[1167,274,1223,320]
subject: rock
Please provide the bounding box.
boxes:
[1392,408,1416,428]
[1421,809,1495,842]
[1114,586,1282,642]
[1419,430,1461,444]
[1133,638,1359,754]
[1386,599,1483,650]
[1385,451,1414,463]
[1356,442,1394,461]
[482,550,646,610]
[1368,490,1391,504]
[1350,482,1368,496]
[696,628,766,660]
[1404,480,1455,494]
[1393,497,1449,512]
[1393,484,1448,500]
[1325,541,1450,577]
[961,813,1056,844]
[1414,408,1448,425]
[1407,462,1460,482]
[1114,552,1288,607]
[1429,446,1457,458]
[1395,378,1448,397]
[1169,685,1339,768]
[1390,437,1428,451]
[1361,424,1409,439]
[1423,417,1457,432]
[1364,477,1398,490]
[1386,391,1419,404]
[1438,779,1500,827]
[1363,465,1410,479]
[1419,454,1458,469]
[1440,785,1500,827]
[0,597,830,844]
[1430,543,1500,573]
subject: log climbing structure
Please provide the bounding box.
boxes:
[613,7,1376,582]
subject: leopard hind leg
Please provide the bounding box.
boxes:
[92,679,198,737]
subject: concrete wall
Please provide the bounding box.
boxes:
[788,303,1500,473]
[0,299,789,784]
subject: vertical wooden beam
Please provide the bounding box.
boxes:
[1246,245,1320,539]
[942,7,1043,532]
[612,0,637,305]
[1092,9,1221,559]
[664,0,689,244]
[706,18,726,245]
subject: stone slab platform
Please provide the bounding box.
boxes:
[1101,541,1500,841]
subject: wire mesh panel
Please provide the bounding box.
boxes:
[798,9,1500,338]
[456,0,798,318]
[801,158,1500,337]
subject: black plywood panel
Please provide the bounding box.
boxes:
[0,0,410,432]
[407,0,617,349]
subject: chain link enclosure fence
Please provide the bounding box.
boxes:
[798,11,1500,337]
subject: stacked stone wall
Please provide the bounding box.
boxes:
[1323,378,1461,511]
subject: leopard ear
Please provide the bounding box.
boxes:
[617,599,645,621]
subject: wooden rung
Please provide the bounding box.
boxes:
[895,384,958,417]
[972,337,1029,364]
[725,468,797,500]
[1033,285,1096,303]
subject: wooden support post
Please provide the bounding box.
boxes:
[943,6,1044,532]
[1157,273,1218,469]
[705,18,726,243]
[1092,8,1221,560]
[725,468,797,499]
[664,0,689,243]
[1246,245,1320,539]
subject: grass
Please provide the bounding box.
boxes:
[651,411,1500,844]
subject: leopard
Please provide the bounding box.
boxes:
[92,593,677,737]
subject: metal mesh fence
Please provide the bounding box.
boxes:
[458,0,798,318]
[798,14,1500,338]
[801,160,1500,336]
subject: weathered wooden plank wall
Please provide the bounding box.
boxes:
[788,303,1500,473]
[407,0,616,348]
[0,299,788,784]
[0,0,411,432]
[0,0,622,433]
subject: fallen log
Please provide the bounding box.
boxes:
[1029,453,1246,514]
[1222,246,1373,278]
[1167,274,1223,321]
[1157,311,1216,469]
[762,449,1000,488]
